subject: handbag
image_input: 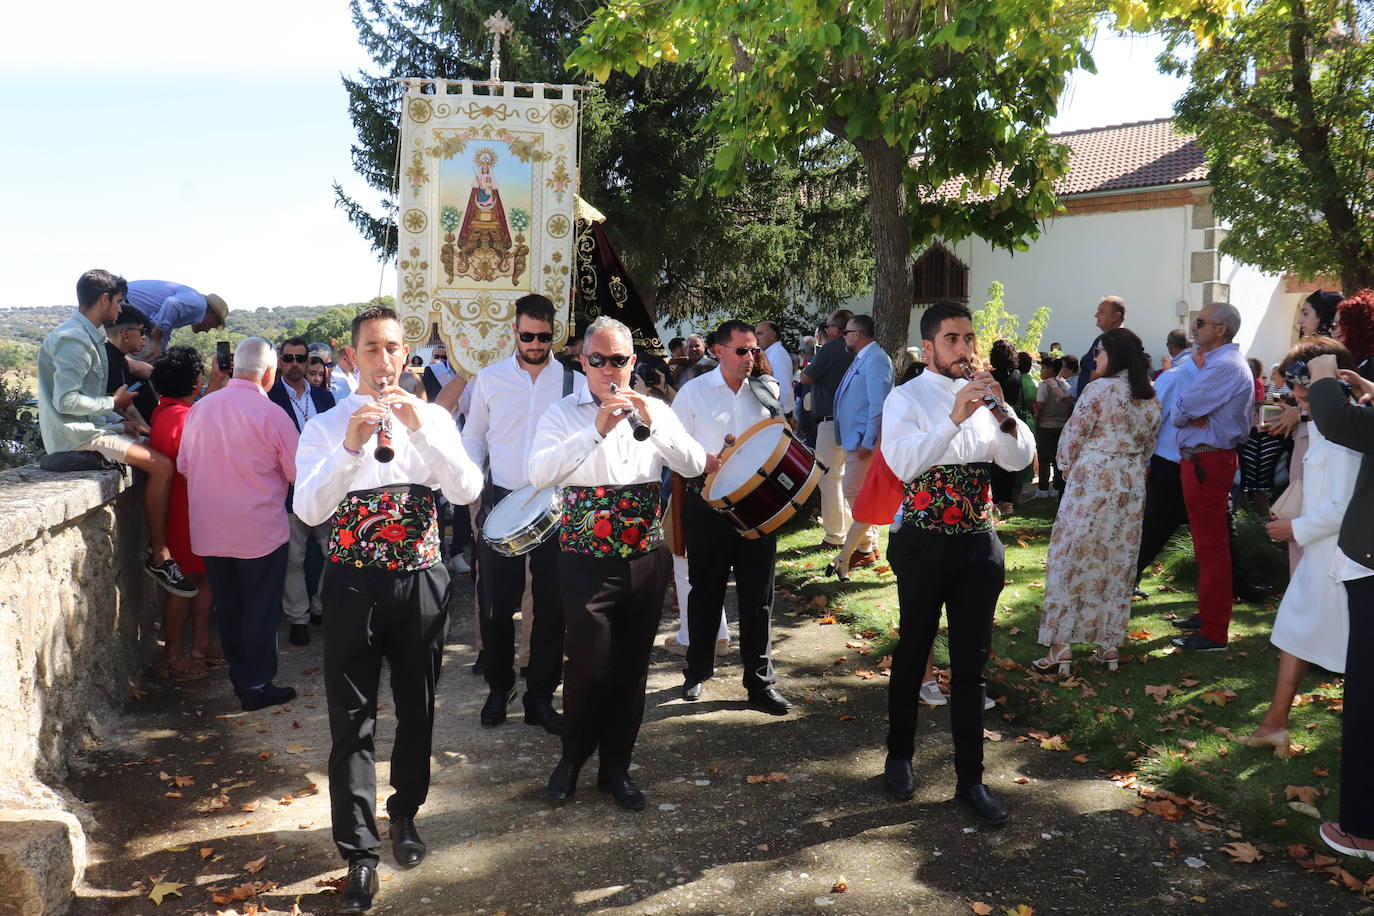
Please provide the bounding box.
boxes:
[1270,480,1303,520]
[852,446,905,524]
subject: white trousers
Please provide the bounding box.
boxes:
[814,420,849,544]
[283,514,328,625]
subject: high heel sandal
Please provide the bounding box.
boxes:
[1032,645,1072,676]
[1239,729,1292,759]
[824,553,851,583]
[1089,647,1119,671]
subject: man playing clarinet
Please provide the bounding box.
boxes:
[527,316,706,810]
[879,301,1034,825]
[293,304,483,911]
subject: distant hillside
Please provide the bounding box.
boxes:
[0,304,353,347]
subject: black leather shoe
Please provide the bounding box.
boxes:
[547,759,581,803]
[746,686,793,715]
[471,649,485,677]
[597,772,646,811]
[1234,581,1272,602]
[524,702,566,736]
[239,684,296,711]
[1171,613,1203,631]
[341,861,379,911]
[288,623,310,646]
[681,678,704,701]
[884,755,915,800]
[309,612,323,627]
[480,686,517,726]
[955,783,1009,825]
[388,812,426,867]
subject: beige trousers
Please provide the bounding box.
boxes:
[841,448,877,554]
[814,420,849,544]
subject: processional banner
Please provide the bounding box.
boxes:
[396,79,581,376]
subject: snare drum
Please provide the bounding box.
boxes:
[704,418,825,539]
[482,485,560,557]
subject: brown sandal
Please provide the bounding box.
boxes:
[156,655,209,681]
[191,648,227,667]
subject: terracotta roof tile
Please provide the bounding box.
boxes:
[930,117,1206,201]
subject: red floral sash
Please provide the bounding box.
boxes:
[328,485,441,571]
[559,482,662,558]
[900,464,993,534]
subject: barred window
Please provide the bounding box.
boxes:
[912,243,969,304]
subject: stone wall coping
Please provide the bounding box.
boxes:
[0,466,131,556]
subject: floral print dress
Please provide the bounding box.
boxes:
[1038,374,1162,648]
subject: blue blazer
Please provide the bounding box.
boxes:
[833,342,894,450]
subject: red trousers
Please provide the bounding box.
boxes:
[1179,449,1237,643]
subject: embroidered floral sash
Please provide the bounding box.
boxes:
[559,482,662,558]
[328,485,440,571]
[901,464,994,534]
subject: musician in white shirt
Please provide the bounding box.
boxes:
[878,301,1034,826]
[672,319,793,715]
[293,305,483,910]
[462,294,587,734]
[528,316,705,810]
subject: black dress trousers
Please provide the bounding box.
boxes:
[682,489,777,693]
[558,545,672,775]
[886,526,1004,786]
[477,484,565,708]
[322,560,451,864]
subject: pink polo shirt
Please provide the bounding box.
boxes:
[177,378,300,559]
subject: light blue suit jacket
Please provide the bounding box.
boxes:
[833,341,894,450]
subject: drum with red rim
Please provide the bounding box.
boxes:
[704,418,825,539]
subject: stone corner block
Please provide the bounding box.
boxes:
[0,813,76,916]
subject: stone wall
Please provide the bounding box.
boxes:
[0,466,159,915]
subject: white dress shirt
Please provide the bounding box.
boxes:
[461,355,587,490]
[527,390,706,489]
[880,368,1034,482]
[293,392,483,527]
[285,381,317,427]
[673,367,781,456]
[763,340,795,414]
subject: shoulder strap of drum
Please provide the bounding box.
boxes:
[747,375,781,418]
[563,364,575,398]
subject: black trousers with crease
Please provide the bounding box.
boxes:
[886,526,1003,785]
[683,490,776,693]
[558,546,672,776]
[322,560,450,864]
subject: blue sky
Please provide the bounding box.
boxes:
[1,3,1185,310]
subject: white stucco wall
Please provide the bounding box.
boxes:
[847,195,1298,369]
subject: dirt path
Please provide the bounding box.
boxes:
[67,575,1362,915]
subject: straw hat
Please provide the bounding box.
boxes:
[204,293,228,323]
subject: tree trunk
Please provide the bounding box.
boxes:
[853,138,916,361]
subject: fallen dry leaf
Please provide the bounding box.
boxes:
[243,855,267,874]
[199,848,214,859]
[1288,800,1322,819]
[147,880,186,905]
[1071,753,1089,764]
[1200,688,1239,706]
[283,743,313,755]
[1144,684,1180,705]
[1127,630,1151,641]
[972,904,995,915]
[855,669,878,680]
[1222,841,1263,863]
[173,775,194,788]
[1039,735,1069,752]
[831,879,848,893]
[1285,785,1320,805]
[1005,906,1034,916]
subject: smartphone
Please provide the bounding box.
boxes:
[126,381,143,393]
[1259,403,1286,426]
[216,340,231,371]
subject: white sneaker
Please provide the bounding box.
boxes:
[919,680,947,706]
[448,553,471,574]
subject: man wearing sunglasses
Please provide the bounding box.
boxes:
[528,316,706,810]
[269,337,338,646]
[1168,302,1256,651]
[673,319,793,715]
[462,294,586,735]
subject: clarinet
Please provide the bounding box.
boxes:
[959,361,1019,436]
[374,396,395,462]
[608,383,652,441]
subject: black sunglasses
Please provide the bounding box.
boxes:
[281,354,309,363]
[728,346,761,356]
[519,332,554,343]
[586,353,632,369]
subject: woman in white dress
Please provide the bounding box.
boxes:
[1244,337,1361,757]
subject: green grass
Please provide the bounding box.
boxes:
[773,502,1365,874]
